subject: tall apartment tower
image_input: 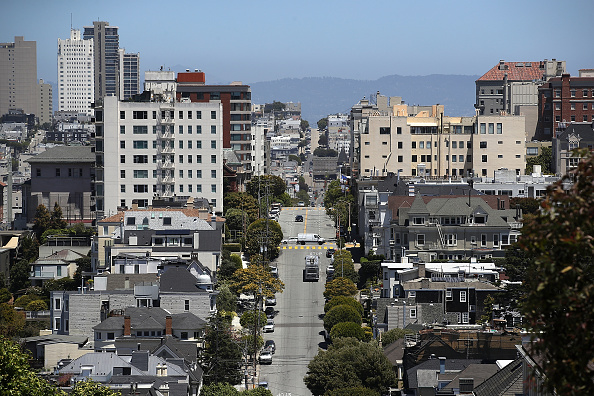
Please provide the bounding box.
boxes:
[119,49,140,100]
[83,21,119,102]
[0,36,38,118]
[57,29,95,115]
[93,71,224,217]
[37,79,53,125]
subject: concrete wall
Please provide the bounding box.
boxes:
[160,293,213,321]
[44,343,90,371]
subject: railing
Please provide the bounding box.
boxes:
[30,271,56,278]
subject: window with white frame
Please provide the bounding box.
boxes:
[446,289,452,300]
[462,312,469,323]
[413,217,425,225]
[493,234,500,247]
[445,234,457,246]
[460,290,467,303]
[416,234,425,246]
[408,291,416,298]
[410,308,417,319]
[481,234,487,247]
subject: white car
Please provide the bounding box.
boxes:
[259,350,273,364]
[263,319,275,333]
[265,297,276,306]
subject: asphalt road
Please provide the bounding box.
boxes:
[258,207,337,396]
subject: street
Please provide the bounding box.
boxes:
[258,206,336,396]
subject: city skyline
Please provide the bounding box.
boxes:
[1,0,593,87]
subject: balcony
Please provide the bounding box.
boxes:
[30,271,57,279]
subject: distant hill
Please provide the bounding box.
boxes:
[249,74,480,124]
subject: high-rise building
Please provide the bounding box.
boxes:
[37,79,52,125]
[175,71,252,181]
[93,71,224,217]
[57,29,94,115]
[83,21,120,102]
[0,36,38,118]
[119,50,140,100]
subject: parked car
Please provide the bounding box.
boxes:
[270,266,278,278]
[295,215,304,222]
[326,248,335,258]
[265,306,275,319]
[264,340,276,354]
[265,296,276,306]
[298,201,305,207]
[281,237,298,244]
[259,350,273,364]
[264,319,275,332]
[258,381,269,389]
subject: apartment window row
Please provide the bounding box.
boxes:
[120,110,217,120]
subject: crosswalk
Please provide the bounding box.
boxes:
[281,207,325,211]
[281,244,335,250]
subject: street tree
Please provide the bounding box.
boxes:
[218,253,243,281]
[0,336,63,395]
[332,250,359,284]
[200,382,240,396]
[231,260,285,300]
[216,281,238,312]
[323,304,362,333]
[246,175,287,201]
[244,219,283,261]
[519,150,594,395]
[317,134,328,147]
[300,119,309,132]
[325,387,379,396]
[289,154,302,165]
[304,337,396,395]
[224,193,259,224]
[324,296,363,316]
[201,314,243,385]
[240,311,268,333]
[324,278,357,300]
[329,322,366,341]
[0,288,11,303]
[70,379,121,395]
[317,117,328,130]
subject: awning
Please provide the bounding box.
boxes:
[3,236,19,249]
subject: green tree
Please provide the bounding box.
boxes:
[219,253,243,280]
[240,311,268,332]
[519,150,594,395]
[324,278,358,300]
[510,197,541,215]
[246,175,287,201]
[25,299,47,311]
[526,146,552,174]
[289,154,302,165]
[332,250,359,284]
[330,322,365,341]
[300,119,309,132]
[231,260,285,299]
[318,134,328,147]
[358,260,382,289]
[317,117,328,130]
[50,202,68,229]
[216,281,238,312]
[0,304,25,337]
[225,208,250,234]
[33,204,51,238]
[304,337,396,395]
[241,333,264,356]
[9,260,32,293]
[0,337,63,395]
[201,314,243,385]
[270,100,286,112]
[244,219,283,261]
[200,382,240,396]
[224,192,259,224]
[296,189,310,203]
[325,387,379,396]
[0,288,11,303]
[324,304,362,333]
[324,296,363,316]
[243,388,273,396]
[70,379,121,395]
[313,147,337,157]
[381,328,413,347]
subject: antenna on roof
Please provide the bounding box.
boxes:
[70,13,73,30]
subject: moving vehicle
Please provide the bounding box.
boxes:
[298,201,305,207]
[270,266,278,278]
[264,340,276,354]
[265,306,275,319]
[295,215,304,222]
[326,248,335,258]
[303,255,320,282]
[265,296,276,306]
[259,350,273,364]
[297,233,325,245]
[326,265,335,282]
[281,237,298,244]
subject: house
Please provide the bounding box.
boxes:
[552,122,594,175]
[472,357,524,396]
[29,249,85,286]
[20,334,90,371]
[406,357,482,396]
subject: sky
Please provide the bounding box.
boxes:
[1,0,593,85]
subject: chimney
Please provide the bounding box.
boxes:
[124,315,131,336]
[418,263,426,278]
[165,315,172,336]
[439,357,446,374]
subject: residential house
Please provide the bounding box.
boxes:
[552,122,594,175]
[29,249,85,286]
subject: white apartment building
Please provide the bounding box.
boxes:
[94,93,223,217]
[57,29,94,115]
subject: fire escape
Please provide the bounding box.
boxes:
[156,105,175,197]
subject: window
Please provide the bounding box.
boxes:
[120,111,125,119]
[133,155,148,163]
[379,127,391,134]
[211,125,216,134]
[497,123,502,134]
[412,142,416,149]
[482,155,487,162]
[163,217,172,225]
[54,298,61,310]
[107,332,115,340]
[452,155,457,162]
[416,234,425,245]
[179,185,184,193]
[446,290,452,300]
[196,170,202,178]
[459,155,464,162]
[196,140,202,149]
[120,125,125,134]
[445,234,457,246]
[211,155,217,163]
[398,142,403,149]
[185,300,190,310]
[412,155,417,162]
[120,141,125,149]
[211,170,217,178]
[419,141,424,149]
[460,290,467,303]
[426,141,431,149]
[584,103,589,110]
[488,123,494,134]
[570,89,576,97]
[179,170,184,178]
[134,185,148,193]
[211,140,216,149]
[493,234,500,247]
[211,111,216,119]
[179,110,184,119]
[196,155,202,163]
[134,170,148,178]
[452,141,457,149]
[571,103,576,110]
[410,309,417,319]
[196,111,202,119]
[179,140,184,149]
[398,155,403,162]
[120,170,126,178]
[133,141,148,149]
[120,155,125,163]
[121,185,126,193]
[196,125,202,134]
[196,184,202,193]
[188,125,192,134]
[211,184,217,193]
[181,332,188,340]
[133,111,147,119]
[397,127,402,134]
[462,312,469,324]
[481,234,487,247]
[133,126,148,134]
[96,332,102,340]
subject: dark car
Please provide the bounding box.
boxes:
[326,248,335,258]
[295,215,304,222]
[264,339,276,354]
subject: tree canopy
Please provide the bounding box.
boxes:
[231,260,285,299]
[246,175,287,201]
[300,119,309,132]
[323,304,362,333]
[381,328,413,347]
[244,219,283,261]
[519,150,594,395]
[329,322,366,341]
[332,250,359,284]
[201,314,243,385]
[70,379,121,395]
[324,296,363,316]
[317,117,328,130]
[224,192,259,225]
[313,147,337,157]
[526,146,552,174]
[324,278,358,300]
[304,337,396,395]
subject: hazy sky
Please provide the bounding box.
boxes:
[2,0,593,85]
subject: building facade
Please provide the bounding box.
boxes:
[93,91,224,216]
[0,36,38,118]
[57,29,94,115]
[83,21,119,101]
[37,79,52,125]
[119,50,140,100]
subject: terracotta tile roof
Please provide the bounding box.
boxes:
[477,61,545,82]
[99,208,224,224]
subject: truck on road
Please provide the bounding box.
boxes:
[303,255,320,282]
[297,233,326,245]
